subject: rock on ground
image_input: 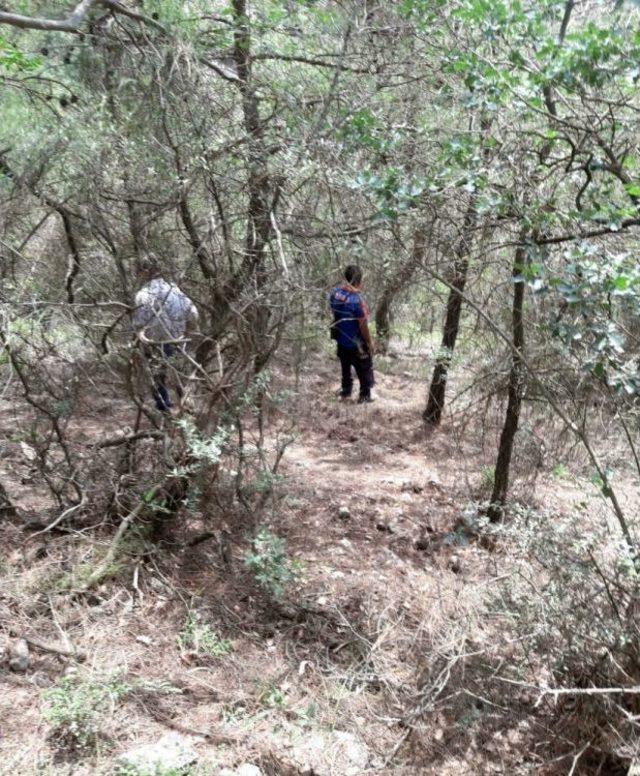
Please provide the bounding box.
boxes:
[117,732,197,774]
[287,729,369,775]
[8,638,30,672]
[220,765,264,776]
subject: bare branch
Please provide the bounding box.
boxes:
[253,51,371,74]
[101,0,166,33]
[0,0,166,33]
[200,58,240,83]
[0,0,96,32]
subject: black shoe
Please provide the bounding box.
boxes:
[337,391,352,400]
[358,395,374,404]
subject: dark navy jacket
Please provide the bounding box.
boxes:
[329,285,368,350]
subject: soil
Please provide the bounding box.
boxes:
[0,351,620,775]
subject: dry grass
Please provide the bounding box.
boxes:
[0,352,637,774]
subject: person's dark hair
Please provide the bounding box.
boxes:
[344,264,362,286]
[138,256,162,279]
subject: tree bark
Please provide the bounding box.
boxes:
[375,227,426,354]
[423,200,477,424]
[231,0,277,374]
[0,0,164,33]
[0,480,16,518]
[487,242,529,522]
[61,210,81,304]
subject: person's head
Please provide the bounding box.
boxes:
[344,264,363,289]
[137,255,162,283]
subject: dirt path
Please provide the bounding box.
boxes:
[0,356,519,775]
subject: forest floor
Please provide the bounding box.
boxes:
[0,346,620,775]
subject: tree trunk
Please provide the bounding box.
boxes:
[232,0,276,374]
[0,480,16,518]
[375,227,426,354]
[423,200,477,424]
[487,242,529,522]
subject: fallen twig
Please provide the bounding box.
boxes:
[96,431,163,449]
[27,494,87,539]
[81,482,164,590]
[5,628,86,661]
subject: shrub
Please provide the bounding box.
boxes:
[43,672,130,750]
[244,528,301,598]
[486,504,640,767]
[177,613,231,658]
[43,672,180,752]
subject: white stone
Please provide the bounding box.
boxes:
[288,729,369,775]
[8,638,29,672]
[220,767,263,776]
[118,732,197,773]
[236,765,263,776]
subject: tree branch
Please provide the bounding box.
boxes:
[0,0,165,33]
[101,0,166,33]
[0,0,96,32]
[253,51,371,74]
[537,217,640,245]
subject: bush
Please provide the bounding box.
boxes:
[43,672,180,753]
[43,672,130,751]
[244,528,301,598]
[177,613,231,658]
[487,504,640,766]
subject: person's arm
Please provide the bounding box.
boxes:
[185,299,199,337]
[358,317,375,354]
[132,290,151,338]
[328,290,339,340]
[356,295,375,354]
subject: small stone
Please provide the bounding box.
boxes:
[333,731,369,771]
[0,634,9,663]
[337,505,350,520]
[401,480,423,494]
[118,732,198,773]
[20,442,38,462]
[8,638,30,672]
[415,537,431,551]
[220,767,263,776]
[32,671,52,688]
[149,577,166,592]
[236,765,263,776]
[375,522,393,533]
[450,555,462,574]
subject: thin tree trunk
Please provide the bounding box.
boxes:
[487,242,529,522]
[485,5,573,521]
[487,0,567,520]
[61,210,81,304]
[423,200,477,424]
[231,0,276,374]
[0,480,16,518]
[375,227,426,354]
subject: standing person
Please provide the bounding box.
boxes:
[132,257,199,413]
[329,264,375,403]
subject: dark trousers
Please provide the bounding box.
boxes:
[144,344,176,412]
[337,344,374,399]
